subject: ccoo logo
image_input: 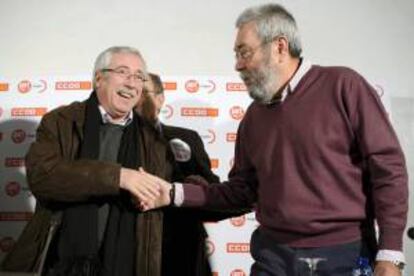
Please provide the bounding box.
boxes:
[0,237,15,253]
[230,269,246,276]
[185,80,200,93]
[230,106,245,120]
[230,215,246,227]
[18,80,32,93]
[5,181,21,197]
[11,129,26,144]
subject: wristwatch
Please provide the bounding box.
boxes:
[391,260,405,270]
[169,183,176,206]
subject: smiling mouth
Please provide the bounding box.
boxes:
[117,89,135,99]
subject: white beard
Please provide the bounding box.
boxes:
[240,50,279,104]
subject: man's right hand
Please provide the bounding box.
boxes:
[137,168,172,211]
[120,167,162,204]
[120,167,173,210]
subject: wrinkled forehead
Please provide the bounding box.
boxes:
[109,52,145,72]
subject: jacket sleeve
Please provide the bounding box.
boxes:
[26,110,121,203]
[345,71,408,251]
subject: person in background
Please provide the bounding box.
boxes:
[137,72,241,276]
[1,46,169,276]
[139,4,409,276]
[136,73,219,184]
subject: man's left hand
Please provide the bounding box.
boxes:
[374,261,402,276]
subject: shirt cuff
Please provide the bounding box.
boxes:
[376,249,405,264]
[173,182,184,206]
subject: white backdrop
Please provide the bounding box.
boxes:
[0,75,401,275]
[0,0,413,274]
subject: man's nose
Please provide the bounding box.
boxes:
[235,58,246,72]
[124,76,137,88]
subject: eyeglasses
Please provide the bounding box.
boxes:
[101,66,147,83]
[144,90,163,96]
[234,39,277,63]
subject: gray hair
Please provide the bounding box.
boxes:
[92,46,147,89]
[236,3,302,57]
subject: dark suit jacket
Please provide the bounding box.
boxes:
[160,124,218,276]
[162,124,219,183]
[160,123,249,276]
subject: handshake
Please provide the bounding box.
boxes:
[119,167,173,211]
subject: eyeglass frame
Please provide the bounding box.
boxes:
[234,36,284,63]
[144,90,164,96]
[101,66,147,83]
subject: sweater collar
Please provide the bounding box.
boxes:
[270,58,312,104]
[98,105,133,126]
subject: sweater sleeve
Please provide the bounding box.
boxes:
[345,71,408,251]
[183,119,258,209]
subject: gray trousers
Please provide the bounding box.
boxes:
[250,228,374,276]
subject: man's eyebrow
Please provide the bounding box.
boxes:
[234,43,246,51]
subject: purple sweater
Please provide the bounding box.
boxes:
[183,65,408,250]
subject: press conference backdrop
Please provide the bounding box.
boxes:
[0,0,413,275]
[0,75,406,275]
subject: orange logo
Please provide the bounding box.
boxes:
[5,181,21,197]
[230,215,246,227]
[181,107,219,117]
[161,104,174,119]
[55,81,91,90]
[4,157,25,167]
[18,80,32,93]
[230,106,245,120]
[11,107,47,117]
[226,82,247,92]
[185,80,200,93]
[205,240,215,256]
[0,82,9,92]
[11,129,26,144]
[210,159,219,169]
[0,237,15,253]
[163,82,177,91]
[226,243,250,253]
[226,132,237,142]
[230,269,246,276]
[0,212,33,221]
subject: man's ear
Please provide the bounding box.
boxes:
[271,36,290,61]
[95,71,104,89]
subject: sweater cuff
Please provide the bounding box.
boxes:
[376,250,405,264]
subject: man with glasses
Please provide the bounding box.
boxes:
[2,46,168,276]
[140,4,408,276]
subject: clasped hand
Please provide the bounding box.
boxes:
[120,167,171,211]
